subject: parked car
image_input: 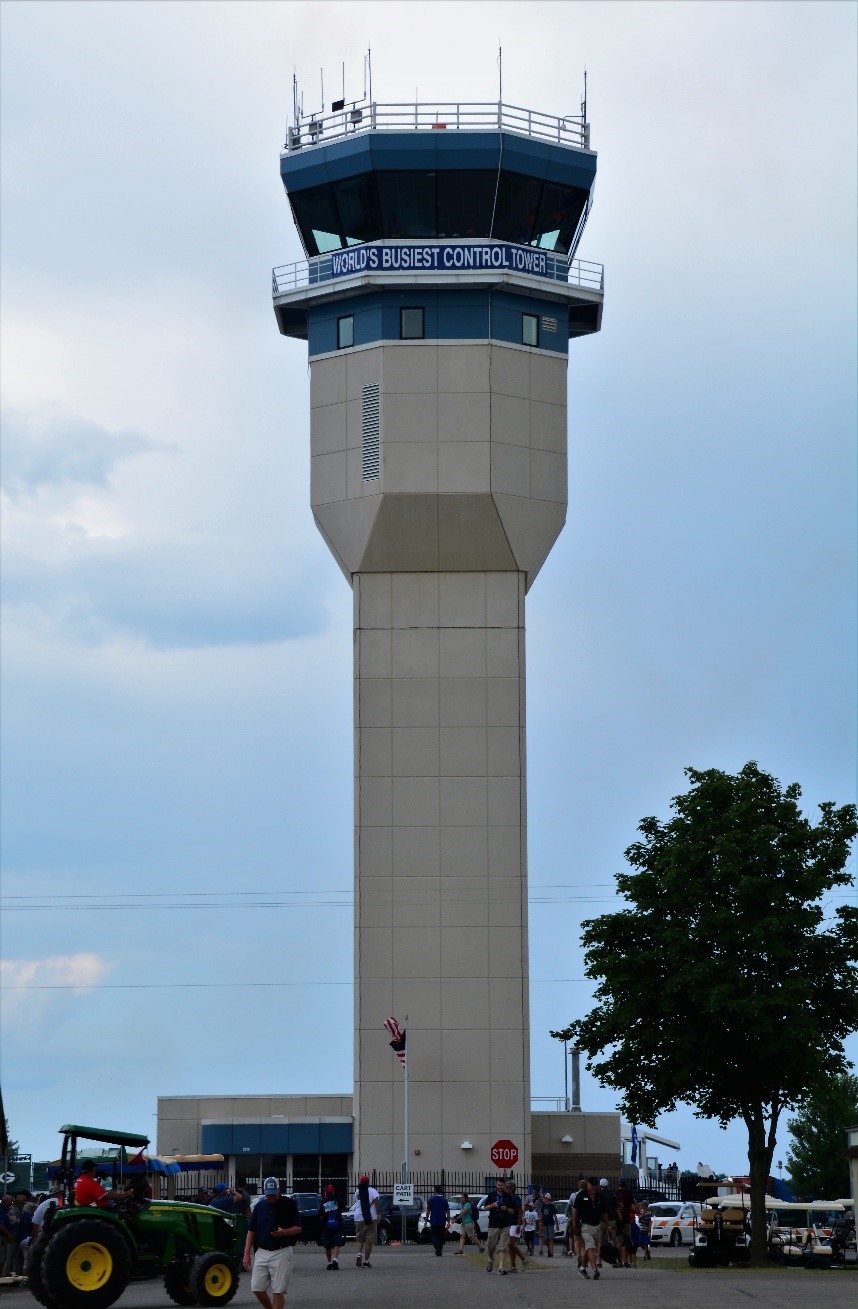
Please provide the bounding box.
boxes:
[552,1198,570,1243]
[342,1192,427,1244]
[648,1200,701,1246]
[418,1195,488,1242]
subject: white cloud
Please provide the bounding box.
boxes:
[0,953,115,1020]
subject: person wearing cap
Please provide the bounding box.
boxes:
[540,1192,557,1257]
[243,1177,301,1309]
[350,1175,381,1268]
[572,1176,607,1280]
[597,1176,617,1264]
[74,1160,108,1208]
[318,1185,344,1270]
[210,1183,244,1214]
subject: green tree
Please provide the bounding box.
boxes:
[555,763,858,1262]
[785,1071,858,1199]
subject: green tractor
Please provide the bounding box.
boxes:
[27,1125,242,1308]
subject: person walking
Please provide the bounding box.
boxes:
[318,1185,344,1270]
[522,1199,538,1256]
[456,1192,483,1254]
[0,1196,20,1277]
[637,1202,652,1260]
[540,1192,557,1257]
[426,1185,450,1257]
[242,1177,301,1309]
[351,1175,381,1268]
[573,1176,607,1280]
[484,1179,512,1274]
[615,1180,639,1268]
[503,1181,526,1273]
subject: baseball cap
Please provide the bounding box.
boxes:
[358,1174,370,1184]
[599,1178,609,1186]
[263,1177,280,1195]
[214,1183,228,1194]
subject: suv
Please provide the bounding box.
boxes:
[341,1193,427,1244]
[26,1124,242,1308]
[289,1193,323,1244]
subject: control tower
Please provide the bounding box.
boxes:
[273,95,603,1177]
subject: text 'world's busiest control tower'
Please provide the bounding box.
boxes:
[273,89,603,1178]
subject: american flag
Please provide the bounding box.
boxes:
[384,1016,406,1069]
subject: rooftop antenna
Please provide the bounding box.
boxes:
[498,43,502,103]
[320,67,324,116]
[582,68,588,123]
[368,45,373,104]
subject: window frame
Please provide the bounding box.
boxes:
[400,306,425,340]
[337,315,354,349]
[522,313,539,347]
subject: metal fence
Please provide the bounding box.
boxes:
[231,1168,685,1204]
[285,101,590,153]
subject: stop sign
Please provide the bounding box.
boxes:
[490,1139,519,1167]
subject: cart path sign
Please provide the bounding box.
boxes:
[490,1140,519,1167]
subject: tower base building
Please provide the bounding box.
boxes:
[271,96,603,1178]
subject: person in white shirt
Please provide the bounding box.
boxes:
[351,1176,381,1268]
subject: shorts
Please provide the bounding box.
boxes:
[321,1223,344,1248]
[355,1220,378,1246]
[251,1247,293,1297]
[580,1223,600,1251]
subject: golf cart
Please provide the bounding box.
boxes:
[27,1124,242,1308]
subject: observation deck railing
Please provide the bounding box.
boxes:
[285,100,590,153]
[272,249,604,297]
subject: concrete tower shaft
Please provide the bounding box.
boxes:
[274,99,603,1177]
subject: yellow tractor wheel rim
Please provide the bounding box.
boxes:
[203,1262,233,1296]
[66,1241,113,1290]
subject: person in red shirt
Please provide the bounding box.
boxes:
[74,1160,107,1207]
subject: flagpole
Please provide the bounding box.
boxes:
[402,1015,409,1247]
[403,1013,409,1186]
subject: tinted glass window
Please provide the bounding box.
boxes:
[376,171,436,238]
[401,307,425,339]
[332,172,381,246]
[522,313,538,347]
[437,169,495,238]
[492,170,544,245]
[532,180,587,254]
[290,184,343,255]
[337,316,354,349]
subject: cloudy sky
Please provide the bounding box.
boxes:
[1,0,855,1173]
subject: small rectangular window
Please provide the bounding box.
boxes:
[400,307,425,340]
[337,316,354,349]
[522,314,539,347]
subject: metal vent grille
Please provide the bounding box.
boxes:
[361,382,380,481]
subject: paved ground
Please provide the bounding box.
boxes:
[3,1244,857,1309]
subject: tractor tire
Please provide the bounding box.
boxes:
[164,1262,197,1306]
[189,1251,238,1306]
[25,1234,56,1308]
[40,1218,132,1309]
